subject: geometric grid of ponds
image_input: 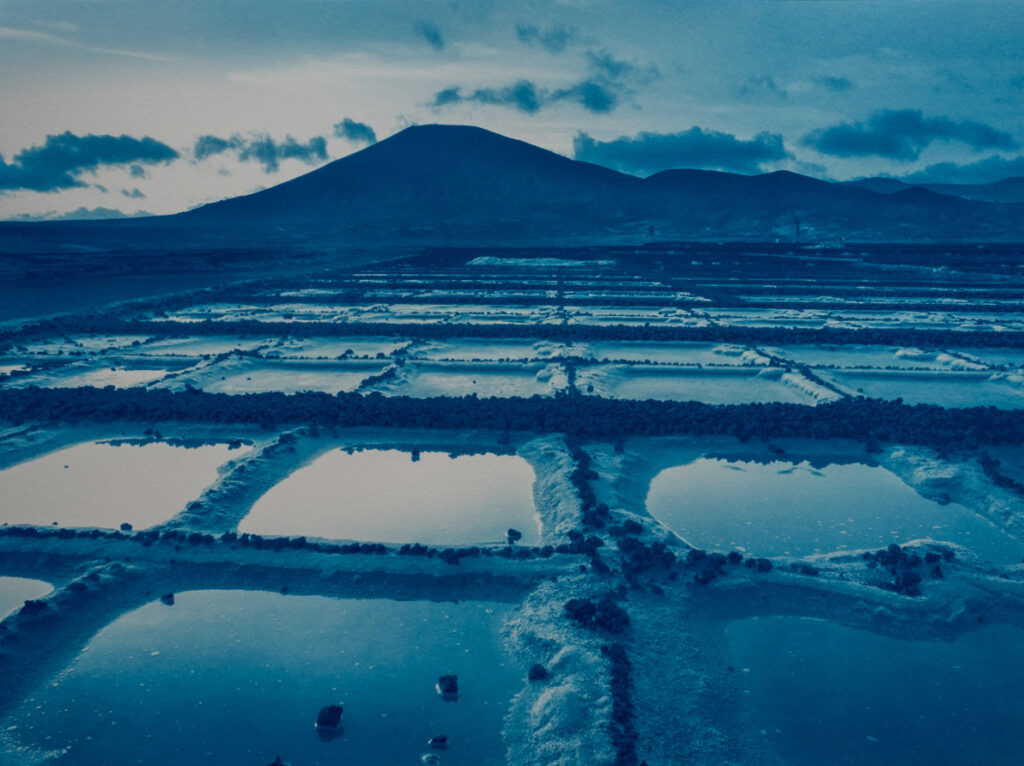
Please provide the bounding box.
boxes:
[3,244,1024,766]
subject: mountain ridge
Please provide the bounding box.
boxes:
[3,124,1024,250]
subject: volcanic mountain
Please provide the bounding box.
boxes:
[3,124,1024,254]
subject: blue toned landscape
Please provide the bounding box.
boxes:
[4,2,1024,765]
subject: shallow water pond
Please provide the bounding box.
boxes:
[242,449,539,544]
[576,366,813,405]
[646,458,1022,562]
[199,360,388,394]
[821,370,1024,409]
[727,617,1024,766]
[0,577,52,620]
[380,362,566,398]
[0,440,251,529]
[414,339,570,362]
[5,363,171,389]
[124,336,271,357]
[583,342,765,366]
[1,590,519,766]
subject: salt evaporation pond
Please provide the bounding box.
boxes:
[1,590,518,766]
[241,449,539,544]
[820,370,1024,409]
[645,458,1023,563]
[0,440,250,529]
[726,617,1024,766]
[6,364,171,389]
[576,366,813,404]
[0,577,51,620]
[199,360,388,394]
[382,362,565,398]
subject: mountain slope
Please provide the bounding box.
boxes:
[3,124,1024,252]
[185,124,645,228]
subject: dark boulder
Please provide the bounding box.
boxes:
[437,674,459,698]
[528,663,548,681]
[315,703,344,729]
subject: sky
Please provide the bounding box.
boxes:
[2,0,1023,220]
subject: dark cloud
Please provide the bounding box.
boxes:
[431,47,651,116]
[193,134,243,161]
[0,131,178,192]
[552,80,618,113]
[803,109,1019,160]
[415,20,445,51]
[122,187,145,198]
[129,164,147,178]
[333,118,377,145]
[515,23,574,54]
[431,80,543,113]
[585,50,634,81]
[6,206,149,222]
[573,128,791,176]
[740,75,788,100]
[192,133,328,173]
[899,155,1024,185]
[816,76,854,92]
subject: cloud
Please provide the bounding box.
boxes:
[192,133,328,173]
[122,188,145,198]
[515,23,574,54]
[333,118,377,145]
[432,80,543,113]
[585,50,634,80]
[552,80,618,113]
[415,20,445,51]
[573,127,791,176]
[803,109,1019,160]
[0,131,179,192]
[0,25,174,61]
[6,206,150,222]
[898,154,1024,185]
[430,47,653,115]
[740,75,787,100]
[816,76,854,92]
[129,164,147,178]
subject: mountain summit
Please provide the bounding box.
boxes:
[180,124,1020,242]
[4,124,1023,249]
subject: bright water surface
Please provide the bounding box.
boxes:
[0,441,250,529]
[727,617,1024,766]
[241,449,539,544]
[0,577,52,620]
[200,362,387,394]
[578,367,812,404]
[1,590,519,765]
[825,370,1024,409]
[384,363,564,398]
[646,458,1023,562]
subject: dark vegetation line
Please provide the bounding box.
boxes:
[3,386,1023,449]
[7,316,1024,350]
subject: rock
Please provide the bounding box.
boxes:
[267,758,290,766]
[528,663,548,681]
[315,703,344,729]
[437,674,459,698]
[20,599,47,615]
[428,734,448,749]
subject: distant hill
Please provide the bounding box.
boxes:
[845,176,1024,205]
[3,124,1024,254]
